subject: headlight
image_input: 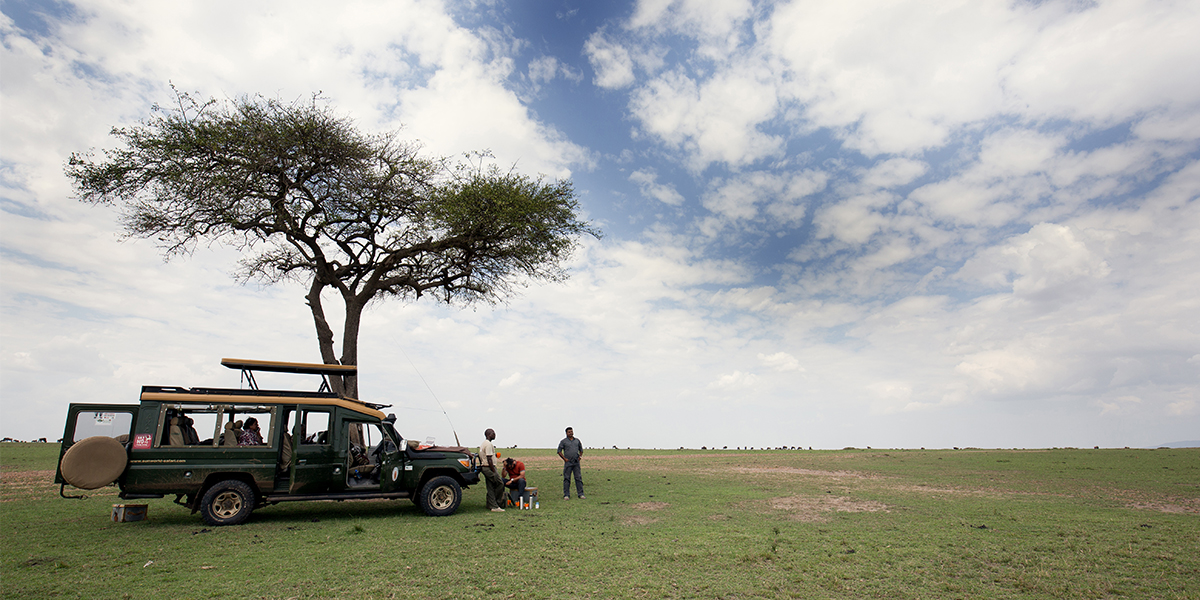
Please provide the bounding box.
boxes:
[458,458,470,468]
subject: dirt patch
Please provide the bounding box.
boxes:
[1,470,55,485]
[732,467,873,478]
[0,470,65,503]
[765,495,890,522]
[887,484,994,496]
[620,515,659,526]
[632,501,670,511]
[1129,500,1200,515]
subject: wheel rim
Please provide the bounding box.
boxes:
[428,485,454,510]
[212,490,244,518]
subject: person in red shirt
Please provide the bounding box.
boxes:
[503,457,527,505]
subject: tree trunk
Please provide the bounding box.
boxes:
[339,294,365,399]
[305,278,345,396]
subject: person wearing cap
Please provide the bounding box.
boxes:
[480,428,505,512]
[557,426,585,499]
[503,457,527,505]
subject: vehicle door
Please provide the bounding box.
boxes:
[289,408,342,494]
[343,420,404,492]
[55,404,138,484]
[375,429,404,493]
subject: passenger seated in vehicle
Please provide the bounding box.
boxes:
[238,417,264,446]
[221,422,238,446]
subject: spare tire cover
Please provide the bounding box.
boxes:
[60,436,128,490]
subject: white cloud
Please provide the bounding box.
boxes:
[584,29,636,89]
[1098,395,1141,416]
[812,192,892,245]
[958,223,1111,299]
[1166,399,1196,416]
[707,370,758,390]
[499,372,523,387]
[616,0,1200,164]
[758,352,802,372]
[528,56,561,86]
[861,158,928,189]
[629,168,685,205]
[628,0,754,59]
[629,66,783,171]
[702,169,826,225]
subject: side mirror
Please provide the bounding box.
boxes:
[398,439,408,452]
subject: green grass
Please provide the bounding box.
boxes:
[2,443,1197,599]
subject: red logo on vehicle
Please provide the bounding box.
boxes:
[133,434,152,449]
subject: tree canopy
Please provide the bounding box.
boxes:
[67,90,598,396]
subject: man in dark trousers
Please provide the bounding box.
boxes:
[557,426,585,499]
[480,428,505,512]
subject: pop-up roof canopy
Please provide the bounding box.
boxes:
[220,358,380,407]
[220,358,357,376]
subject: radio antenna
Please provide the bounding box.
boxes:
[397,346,461,447]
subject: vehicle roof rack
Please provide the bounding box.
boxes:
[221,358,361,396]
[220,358,358,376]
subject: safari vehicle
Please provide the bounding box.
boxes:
[55,358,480,525]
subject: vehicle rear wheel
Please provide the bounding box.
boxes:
[418,476,461,517]
[199,480,255,526]
[60,436,128,490]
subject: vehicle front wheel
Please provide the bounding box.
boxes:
[199,480,255,526]
[418,476,461,517]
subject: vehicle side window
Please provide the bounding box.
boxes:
[72,411,134,443]
[158,405,275,447]
[301,410,331,445]
[230,410,274,446]
[188,412,218,445]
[347,422,394,463]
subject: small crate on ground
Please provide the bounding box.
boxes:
[111,504,148,522]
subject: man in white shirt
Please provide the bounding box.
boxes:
[480,428,505,512]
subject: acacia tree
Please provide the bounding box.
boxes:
[67,91,597,398]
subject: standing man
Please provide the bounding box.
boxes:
[557,426,585,499]
[480,428,505,512]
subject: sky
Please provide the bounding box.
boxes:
[2,0,1198,450]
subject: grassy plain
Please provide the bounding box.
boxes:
[2,443,1197,599]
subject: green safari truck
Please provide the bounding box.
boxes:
[55,358,481,525]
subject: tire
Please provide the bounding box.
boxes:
[418,476,461,517]
[60,436,128,490]
[199,480,255,526]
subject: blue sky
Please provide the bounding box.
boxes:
[2,0,1199,449]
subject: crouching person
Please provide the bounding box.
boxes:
[503,457,527,505]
